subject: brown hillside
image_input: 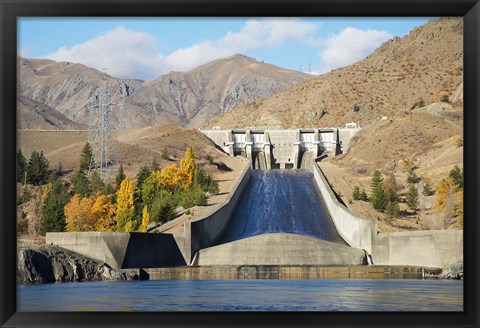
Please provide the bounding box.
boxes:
[206,18,463,130]
[17,96,86,130]
[17,124,241,180]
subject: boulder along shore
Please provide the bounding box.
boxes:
[17,245,139,284]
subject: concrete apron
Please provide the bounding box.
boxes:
[145,265,442,280]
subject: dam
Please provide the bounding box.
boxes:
[201,127,360,169]
[45,127,463,278]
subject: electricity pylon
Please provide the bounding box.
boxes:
[87,70,118,181]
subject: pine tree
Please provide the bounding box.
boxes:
[115,164,126,189]
[407,169,419,184]
[89,171,105,195]
[39,176,69,235]
[385,201,400,222]
[72,169,91,197]
[406,185,419,211]
[370,170,387,211]
[16,149,27,183]
[151,159,160,172]
[79,142,94,172]
[115,177,135,231]
[136,165,151,190]
[360,189,369,201]
[352,186,361,200]
[27,150,50,186]
[449,165,463,190]
[422,181,434,196]
[383,173,399,204]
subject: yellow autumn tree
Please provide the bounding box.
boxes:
[156,164,180,191]
[92,194,117,231]
[178,146,196,189]
[139,205,150,232]
[435,177,457,211]
[41,182,52,205]
[124,220,135,232]
[64,194,96,232]
[116,177,135,232]
[435,177,459,227]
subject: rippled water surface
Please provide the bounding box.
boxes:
[18,279,463,311]
[217,170,345,245]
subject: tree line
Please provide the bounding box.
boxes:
[17,144,219,235]
[351,162,463,226]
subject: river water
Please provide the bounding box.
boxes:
[18,279,463,311]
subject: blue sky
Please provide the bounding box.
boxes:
[18,17,432,80]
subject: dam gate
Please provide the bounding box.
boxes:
[201,128,358,169]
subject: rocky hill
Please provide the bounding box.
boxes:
[18,57,143,129]
[17,54,313,129]
[206,18,463,130]
[17,96,86,130]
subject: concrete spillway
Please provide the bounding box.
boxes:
[215,170,347,246]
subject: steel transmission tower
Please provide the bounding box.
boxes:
[87,70,120,181]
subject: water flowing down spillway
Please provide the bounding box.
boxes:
[215,170,347,246]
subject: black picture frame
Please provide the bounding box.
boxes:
[1,0,479,327]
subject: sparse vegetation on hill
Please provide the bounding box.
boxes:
[206,18,463,129]
[18,143,220,236]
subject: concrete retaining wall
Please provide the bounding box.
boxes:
[196,233,366,266]
[185,165,252,263]
[146,265,434,280]
[338,128,361,152]
[373,230,463,268]
[46,232,186,269]
[312,163,377,253]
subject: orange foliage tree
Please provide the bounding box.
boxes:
[64,194,96,232]
[92,194,117,231]
[64,193,117,232]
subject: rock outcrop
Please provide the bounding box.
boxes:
[17,246,139,284]
[439,262,463,280]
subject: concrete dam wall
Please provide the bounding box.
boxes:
[201,128,359,169]
[312,164,376,253]
[46,232,186,269]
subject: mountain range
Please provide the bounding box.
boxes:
[17,54,312,129]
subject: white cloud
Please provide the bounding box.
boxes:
[45,26,166,80]
[165,19,318,72]
[42,19,319,80]
[319,27,392,73]
[41,22,392,81]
